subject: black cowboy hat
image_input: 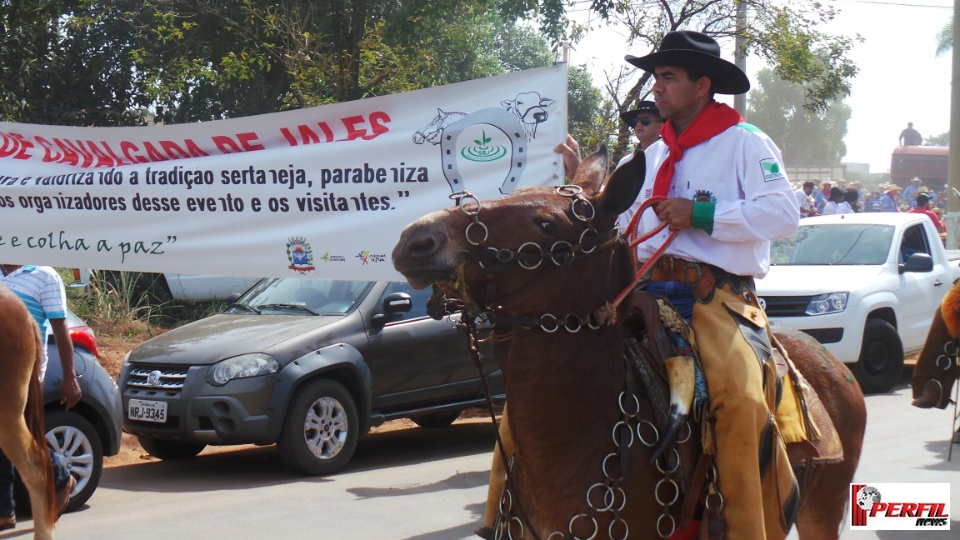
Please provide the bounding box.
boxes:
[625,31,750,95]
[619,100,661,128]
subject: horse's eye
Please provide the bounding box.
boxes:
[537,220,558,236]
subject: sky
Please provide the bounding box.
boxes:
[566,0,953,174]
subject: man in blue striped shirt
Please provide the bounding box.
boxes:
[0,264,80,531]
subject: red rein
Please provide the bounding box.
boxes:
[610,195,678,311]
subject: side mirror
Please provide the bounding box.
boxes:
[899,252,934,274]
[226,292,242,304]
[371,292,413,326]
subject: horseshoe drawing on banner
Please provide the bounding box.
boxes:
[438,107,527,195]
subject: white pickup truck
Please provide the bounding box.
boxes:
[756,212,960,393]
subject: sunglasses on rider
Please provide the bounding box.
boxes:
[635,117,660,127]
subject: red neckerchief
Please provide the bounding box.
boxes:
[652,101,743,199]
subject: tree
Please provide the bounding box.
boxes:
[937,18,952,57]
[747,68,850,166]
[0,1,146,125]
[573,1,860,158]
[928,132,950,146]
[119,1,583,123]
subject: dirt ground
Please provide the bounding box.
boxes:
[94,330,501,469]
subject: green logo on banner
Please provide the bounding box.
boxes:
[461,130,508,162]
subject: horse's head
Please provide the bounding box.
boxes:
[392,146,646,319]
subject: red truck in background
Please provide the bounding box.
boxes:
[890,145,949,187]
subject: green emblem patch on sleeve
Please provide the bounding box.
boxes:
[759,158,786,182]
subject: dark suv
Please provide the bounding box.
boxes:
[119,279,503,475]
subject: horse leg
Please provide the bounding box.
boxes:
[0,422,55,540]
[779,330,866,539]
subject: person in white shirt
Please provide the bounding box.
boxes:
[793,181,817,217]
[620,30,801,539]
[821,187,852,215]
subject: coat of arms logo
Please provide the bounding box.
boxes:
[287,236,315,274]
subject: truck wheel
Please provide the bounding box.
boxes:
[45,410,103,512]
[277,379,359,476]
[852,319,905,394]
[136,436,206,460]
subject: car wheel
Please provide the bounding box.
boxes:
[277,379,359,476]
[136,436,206,460]
[45,410,103,512]
[411,411,461,429]
[852,319,905,394]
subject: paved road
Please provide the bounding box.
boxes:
[5,371,959,540]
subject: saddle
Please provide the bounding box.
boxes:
[621,291,843,475]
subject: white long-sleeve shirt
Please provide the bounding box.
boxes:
[618,123,799,278]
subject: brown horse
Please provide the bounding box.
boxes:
[0,283,57,539]
[393,148,866,539]
[912,278,960,410]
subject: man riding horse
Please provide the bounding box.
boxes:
[478,31,807,539]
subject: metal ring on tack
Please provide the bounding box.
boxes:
[516,242,544,269]
[586,482,614,512]
[579,228,600,253]
[602,452,623,480]
[611,420,635,449]
[609,486,627,512]
[456,192,481,216]
[655,448,681,474]
[586,312,604,330]
[618,391,641,417]
[556,185,583,196]
[936,354,953,370]
[675,421,692,444]
[465,220,489,246]
[507,516,523,540]
[705,490,724,511]
[609,518,629,540]
[549,240,575,266]
[656,513,677,538]
[498,488,513,513]
[571,196,596,222]
[655,477,680,506]
[637,420,659,447]
[944,340,958,355]
[568,514,598,540]
[563,314,582,333]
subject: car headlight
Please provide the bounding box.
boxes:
[805,292,848,315]
[207,354,279,386]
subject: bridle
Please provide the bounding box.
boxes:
[438,186,687,539]
[451,186,622,331]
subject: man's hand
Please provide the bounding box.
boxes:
[60,375,81,409]
[656,198,695,231]
[554,134,581,180]
[50,317,81,409]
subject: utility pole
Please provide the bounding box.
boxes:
[948,0,960,249]
[734,1,748,117]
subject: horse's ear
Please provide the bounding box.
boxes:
[595,151,646,219]
[572,146,608,193]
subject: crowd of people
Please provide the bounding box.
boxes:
[794,177,949,229]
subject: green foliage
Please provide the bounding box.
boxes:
[0,0,147,125]
[928,131,950,146]
[747,68,850,166]
[577,1,860,153]
[937,18,953,57]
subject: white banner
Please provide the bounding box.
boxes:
[0,65,568,281]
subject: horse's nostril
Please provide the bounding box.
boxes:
[407,231,445,258]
